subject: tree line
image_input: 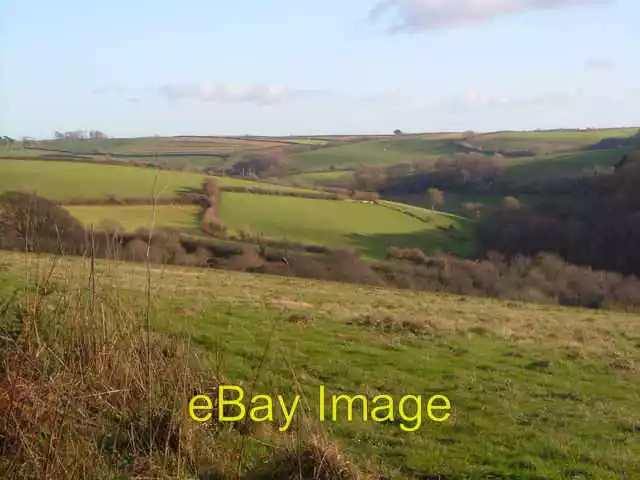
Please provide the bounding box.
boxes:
[53,130,108,140]
[478,151,640,277]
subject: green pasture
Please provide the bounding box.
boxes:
[467,128,637,154]
[62,195,474,258]
[65,204,201,233]
[217,193,474,258]
[1,251,637,479]
[289,134,467,172]
[0,159,317,200]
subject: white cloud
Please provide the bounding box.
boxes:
[368,0,613,32]
[435,87,583,111]
[157,83,329,105]
[92,82,331,106]
[584,57,616,71]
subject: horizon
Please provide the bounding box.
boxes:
[16,125,639,142]
[2,0,639,138]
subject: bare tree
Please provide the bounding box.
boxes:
[462,202,485,218]
[502,196,522,211]
[89,130,107,140]
[2,136,16,150]
[427,188,444,211]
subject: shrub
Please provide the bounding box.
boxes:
[0,191,85,255]
[386,247,428,265]
[502,196,522,211]
[97,219,125,235]
[224,246,264,271]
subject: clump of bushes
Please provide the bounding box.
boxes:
[0,191,86,255]
[386,247,428,264]
[219,185,341,200]
[375,250,640,309]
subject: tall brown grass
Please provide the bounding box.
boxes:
[0,255,371,479]
[0,258,221,478]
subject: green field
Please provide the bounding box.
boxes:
[2,251,638,478]
[283,170,355,187]
[0,159,317,200]
[284,129,637,181]
[466,128,638,154]
[63,194,475,258]
[35,136,293,155]
[65,204,201,233]
[387,193,551,217]
[289,134,467,172]
[500,149,628,184]
[219,193,474,257]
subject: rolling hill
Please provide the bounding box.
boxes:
[0,158,317,200]
[462,128,638,155]
[0,157,474,259]
[287,133,467,172]
[2,250,637,479]
[64,194,475,259]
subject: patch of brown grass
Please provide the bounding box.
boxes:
[247,433,372,480]
[349,312,427,335]
[0,270,222,478]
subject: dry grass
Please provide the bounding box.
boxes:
[0,268,222,478]
[1,251,639,478]
[2,252,636,357]
[0,252,373,479]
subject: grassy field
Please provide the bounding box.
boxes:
[500,149,629,184]
[466,128,638,154]
[34,136,294,155]
[1,251,638,478]
[283,170,355,187]
[65,204,201,233]
[387,193,550,217]
[63,194,475,258]
[289,134,467,172]
[0,159,317,200]
[219,193,475,258]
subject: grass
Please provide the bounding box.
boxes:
[386,193,549,217]
[283,170,355,187]
[0,159,317,200]
[65,204,201,233]
[61,195,475,259]
[288,170,354,181]
[289,134,467,172]
[217,193,474,258]
[1,250,638,478]
[467,128,638,154]
[285,129,637,183]
[34,136,292,155]
[500,149,629,184]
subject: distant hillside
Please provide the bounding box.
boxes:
[459,128,638,156]
[0,158,316,201]
[288,133,467,172]
[65,195,475,260]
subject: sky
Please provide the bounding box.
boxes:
[1,0,639,139]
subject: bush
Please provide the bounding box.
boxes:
[224,246,264,271]
[386,247,428,265]
[0,191,86,255]
[502,196,522,211]
[219,185,340,200]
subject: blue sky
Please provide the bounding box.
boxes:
[1,0,639,138]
